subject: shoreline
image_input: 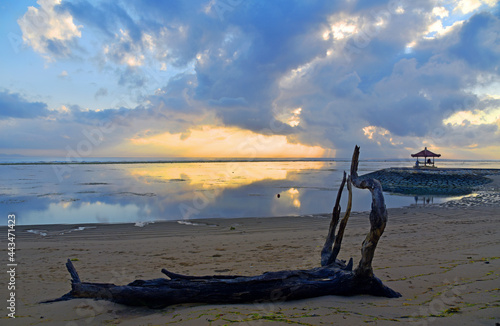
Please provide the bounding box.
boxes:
[3,181,499,237]
[1,174,498,324]
[2,204,499,325]
[3,172,499,229]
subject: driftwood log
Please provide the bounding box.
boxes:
[47,146,401,308]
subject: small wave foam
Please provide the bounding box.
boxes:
[26,229,48,237]
[26,226,96,237]
[177,220,218,227]
[134,221,155,227]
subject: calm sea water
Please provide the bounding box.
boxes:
[1,159,498,226]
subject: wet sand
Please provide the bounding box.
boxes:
[1,180,499,325]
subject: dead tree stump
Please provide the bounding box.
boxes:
[46,145,401,308]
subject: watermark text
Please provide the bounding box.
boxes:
[6,214,17,318]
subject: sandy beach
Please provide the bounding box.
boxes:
[2,178,499,325]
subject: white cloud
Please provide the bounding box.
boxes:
[362,126,403,146]
[424,19,464,39]
[444,108,500,125]
[455,0,483,14]
[453,0,498,14]
[433,6,449,18]
[103,29,145,67]
[275,107,303,127]
[18,0,82,60]
[325,14,359,41]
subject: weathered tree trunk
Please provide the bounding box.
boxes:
[46,146,401,308]
[350,145,388,278]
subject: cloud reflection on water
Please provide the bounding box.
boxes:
[0,160,466,225]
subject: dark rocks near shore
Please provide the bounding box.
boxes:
[360,168,500,196]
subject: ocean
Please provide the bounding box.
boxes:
[1,158,499,226]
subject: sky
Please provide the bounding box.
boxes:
[0,0,499,160]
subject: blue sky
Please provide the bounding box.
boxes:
[1,0,499,159]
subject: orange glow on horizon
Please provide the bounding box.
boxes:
[127,126,326,158]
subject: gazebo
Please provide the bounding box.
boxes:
[411,147,441,168]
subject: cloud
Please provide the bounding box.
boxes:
[0,91,51,120]
[18,0,82,60]
[453,0,497,14]
[128,125,325,158]
[11,0,500,159]
[94,88,108,99]
[103,29,146,67]
[0,84,217,155]
[208,97,249,108]
[270,4,500,156]
[449,11,500,69]
[58,70,69,78]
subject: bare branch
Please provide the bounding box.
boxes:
[328,175,353,265]
[321,171,347,266]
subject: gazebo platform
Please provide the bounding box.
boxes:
[411,147,441,168]
[413,165,438,169]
